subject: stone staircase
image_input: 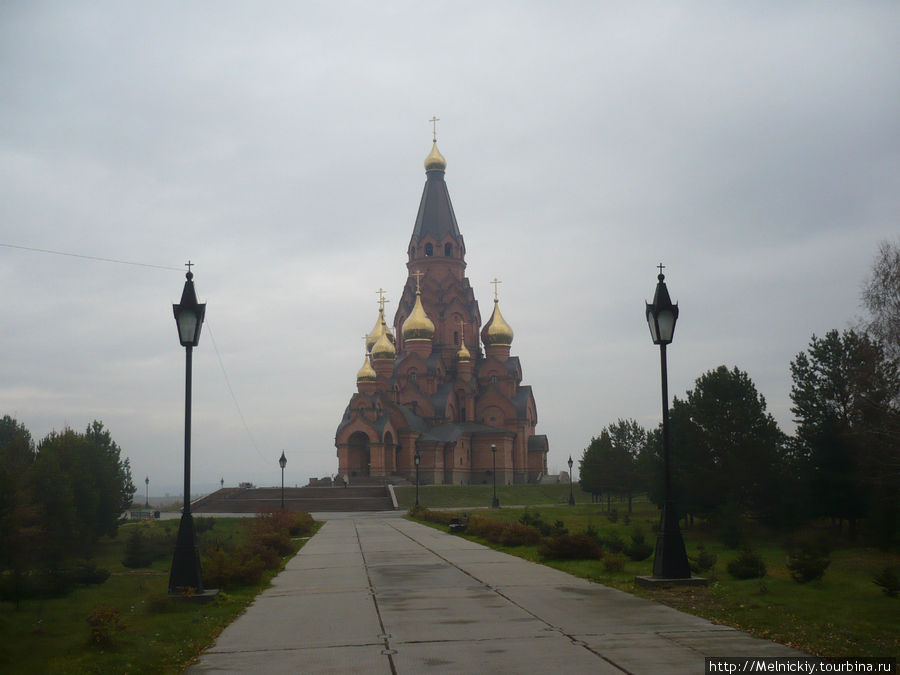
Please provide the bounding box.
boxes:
[190,486,395,513]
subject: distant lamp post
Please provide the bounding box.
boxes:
[491,444,500,508]
[279,451,287,509]
[567,456,575,506]
[414,451,421,506]
[645,265,691,580]
[220,477,224,489]
[145,476,150,508]
[169,264,208,595]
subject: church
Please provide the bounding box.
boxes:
[334,136,549,485]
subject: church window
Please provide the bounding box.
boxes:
[444,243,452,256]
[460,408,466,422]
[425,243,433,257]
[454,331,459,345]
[491,375,498,384]
[410,372,417,383]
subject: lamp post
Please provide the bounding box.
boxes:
[491,444,500,508]
[567,456,575,506]
[279,451,287,509]
[145,476,150,508]
[168,265,207,595]
[645,266,691,580]
[414,451,420,506]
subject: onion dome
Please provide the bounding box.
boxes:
[371,330,396,360]
[402,290,435,341]
[356,352,377,382]
[424,142,447,172]
[366,308,393,352]
[481,298,514,347]
[457,333,471,362]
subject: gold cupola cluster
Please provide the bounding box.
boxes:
[371,330,396,360]
[457,333,471,362]
[424,142,447,172]
[481,297,514,347]
[402,288,435,341]
[366,307,389,352]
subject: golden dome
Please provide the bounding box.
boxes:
[371,330,396,360]
[481,299,514,346]
[356,352,377,382]
[402,290,435,340]
[424,142,447,172]
[366,308,393,352]
[457,333,471,362]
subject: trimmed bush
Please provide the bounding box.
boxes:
[785,544,830,584]
[624,531,654,562]
[538,534,603,560]
[873,567,899,598]
[86,605,124,646]
[727,549,767,580]
[603,552,627,572]
[690,545,718,574]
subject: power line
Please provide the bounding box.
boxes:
[0,242,183,272]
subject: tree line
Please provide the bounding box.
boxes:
[0,417,135,596]
[580,240,900,546]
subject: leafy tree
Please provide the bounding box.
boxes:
[651,366,788,527]
[862,238,900,361]
[579,419,648,511]
[790,329,900,540]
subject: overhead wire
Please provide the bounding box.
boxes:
[2,240,270,467]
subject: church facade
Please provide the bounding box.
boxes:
[335,140,549,485]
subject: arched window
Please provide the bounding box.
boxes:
[454,331,459,345]
[444,243,452,256]
[425,243,433,257]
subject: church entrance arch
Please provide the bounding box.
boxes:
[347,431,371,477]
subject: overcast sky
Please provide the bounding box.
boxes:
[1,2,897,496]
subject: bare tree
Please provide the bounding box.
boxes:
[862,238,900,361]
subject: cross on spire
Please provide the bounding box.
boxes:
[657,262,666,276]
[185,260,194,273]
[429,116,440,142]
[376,288,390,311]
[412,269,424,293]
[490,277,502,300]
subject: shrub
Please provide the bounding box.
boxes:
[599,534,626,554]
[873,567,899,598]
[518,510,567,537]
[538,534,602,560]
[408,505,457,526]
[195,517,216,534]
[86,605,124,646]
[603,552,627,572]
[624,530,654,562]
[497,522,542,547]
[785,544,830,584]
[607,508,619,523]
[289,511,315,536]
[123,528,155,568]
[201,547,268,589]
[727,549,767,580]
[64,562,110,586]
[690,545,718,574]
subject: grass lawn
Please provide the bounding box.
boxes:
[0,516,319,674]
[408,494,900,658]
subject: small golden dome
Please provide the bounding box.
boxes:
[371,330,396,360]
[402,290,435,340]
[356,353,377,382]
[366,308,393,352]
[481,299,514,346]
[457,333,471,362]
[424,142,446,172]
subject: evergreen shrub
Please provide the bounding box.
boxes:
[538,534,602,560]
[727,549,767,579]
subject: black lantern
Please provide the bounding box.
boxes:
[645,266,691,580]
[414,451,421,507]
[490,444,500,508]
[168,265,208,595]
[567,455,575,506]
[279,451,287,510]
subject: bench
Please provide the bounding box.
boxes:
[448,516,467,533]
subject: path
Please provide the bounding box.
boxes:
[190,511,803,674]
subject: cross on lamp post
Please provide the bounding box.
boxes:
[568,456,575,506]
[169,266,208,595]
[279,451,287,510]
[491,444,500,508]
[645,267,691,580]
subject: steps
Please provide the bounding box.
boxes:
[190,486,395,513]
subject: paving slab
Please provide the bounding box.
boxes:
[191,512,805,674]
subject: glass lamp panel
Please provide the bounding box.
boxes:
[657,309,676,343]
[177,311,198,345]
[647,310,660,343]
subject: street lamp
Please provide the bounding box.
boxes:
[169,265,207,595]
[567,456,575,506]
[645,265,691,579]
[145,476,150,508]
[414,451,420,506]
[279,451,287,510]
[491,444,500,508]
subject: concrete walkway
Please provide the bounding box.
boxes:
[190,511,803,674]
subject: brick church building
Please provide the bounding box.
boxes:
[335,139,549,485]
